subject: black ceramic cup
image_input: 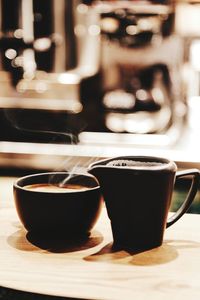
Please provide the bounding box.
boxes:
[88,156,200,251]
[13,172,103,239]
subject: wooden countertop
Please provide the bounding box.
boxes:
[1,176,200,300]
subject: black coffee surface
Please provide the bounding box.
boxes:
[107,160,166,168]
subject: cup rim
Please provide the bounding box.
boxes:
[14,171,100,193]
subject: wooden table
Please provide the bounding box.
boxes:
[1,176,200,300]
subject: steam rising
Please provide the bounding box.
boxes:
[3,108,101,186]
[4,108,79,144]
[52,156,101,187]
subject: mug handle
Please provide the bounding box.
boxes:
[167,169,200,228]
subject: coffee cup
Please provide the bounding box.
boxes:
[13,172,103,239]
[88,156,200,250]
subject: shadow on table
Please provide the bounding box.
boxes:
[7,227,103,253]
[84,239,200,266]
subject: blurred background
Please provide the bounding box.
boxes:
[1,0,200,176]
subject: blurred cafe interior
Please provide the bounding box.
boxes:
[2,2,200,299]
[1,0,200,209]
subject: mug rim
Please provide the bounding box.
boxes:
[14,171,100,194]
[88,155,177,171]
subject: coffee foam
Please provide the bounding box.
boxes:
[23,183,90,193]
[107,159,166,168]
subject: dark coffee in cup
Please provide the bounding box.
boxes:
[23,183,91,193]
[107,159,167,168]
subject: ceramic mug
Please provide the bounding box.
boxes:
[88,156,200,250]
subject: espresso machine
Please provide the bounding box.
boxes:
[97,0,187,136]
[0,0,197,170]
[0,0,101,144]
